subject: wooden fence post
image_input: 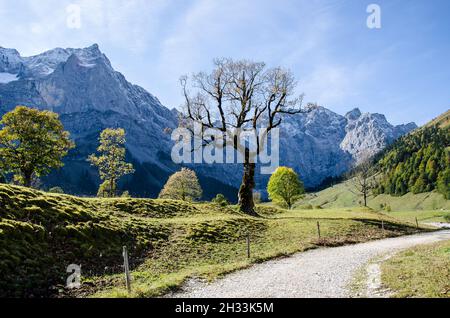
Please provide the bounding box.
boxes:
[317,221,321,239]
[246,234,251,259]
[381,220,385,231]
[415,217,419,229]
[122,246,131,293]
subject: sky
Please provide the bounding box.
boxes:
[0,0,449,126]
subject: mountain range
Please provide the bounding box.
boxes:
[0,44,417,199]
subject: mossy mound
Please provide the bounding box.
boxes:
[186,218,267,243]
[0,185,189,297]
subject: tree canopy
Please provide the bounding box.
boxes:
[159,168,202,201]
[375,125,449,198]
[267,166,304,209]
[0,106,74,187]
[88,128,134,197]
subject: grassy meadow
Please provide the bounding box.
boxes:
[381,240,450,298]
[0,183,432,298]
[297,180,450,223]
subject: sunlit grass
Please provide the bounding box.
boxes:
[381,240,450,298]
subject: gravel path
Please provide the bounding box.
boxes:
[169,230,450,298]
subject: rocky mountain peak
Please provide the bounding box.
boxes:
[0,44,110,80]
[0,47,23,73]
[345,108,362,121]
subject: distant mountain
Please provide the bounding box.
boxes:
[0,44,417,197]
[275,106,417,188]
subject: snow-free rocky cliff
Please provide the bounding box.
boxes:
[0,45,417,196]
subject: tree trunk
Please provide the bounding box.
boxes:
[110,179,116,198]
[238,161,258,216]
[23,171,33,188]
[363,191,367,207]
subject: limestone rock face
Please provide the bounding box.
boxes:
[340,108,417,165]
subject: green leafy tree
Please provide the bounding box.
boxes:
[437,168,450,199]
[159,168,202,201]
[88,128,134,198]
[267,166,304,209]
[0,106,74,187]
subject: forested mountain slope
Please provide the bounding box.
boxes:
[375,124,449,198]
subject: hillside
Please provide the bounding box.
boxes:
[426,109,450,129]
[300,179,449,210]
[298,179,450,223]
[375,121,449,199]
[0,183,424,298]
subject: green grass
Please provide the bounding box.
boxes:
[386,210,450,223]
[299,181,450,212]
[0,184,431,298]
[381,240,450,298]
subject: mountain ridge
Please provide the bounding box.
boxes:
[0,44,418,197]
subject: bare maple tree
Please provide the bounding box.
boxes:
[179,58,312,215]
[349,155,378,207]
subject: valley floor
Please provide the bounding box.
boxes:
[1,184,448,298]
[168,230,450,298]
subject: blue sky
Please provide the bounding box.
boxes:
[0,0,449,125]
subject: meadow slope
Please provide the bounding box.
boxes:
[298,180,450,223]
[0,184,433,298]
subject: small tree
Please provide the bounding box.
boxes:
[267,167,304,209]
[437,168,450,199]
[350,156,378,207]
[0,106,74,187]
[88,128,134,198]
[159,168,202,201]
[48,186,64,194]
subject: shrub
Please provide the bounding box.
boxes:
[121,191,131,198]
[48,187,64,194]
[97,180,111,198]
[212,193,229,206]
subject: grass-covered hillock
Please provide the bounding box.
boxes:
[0,184,175,297]
[0,184,430,298]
